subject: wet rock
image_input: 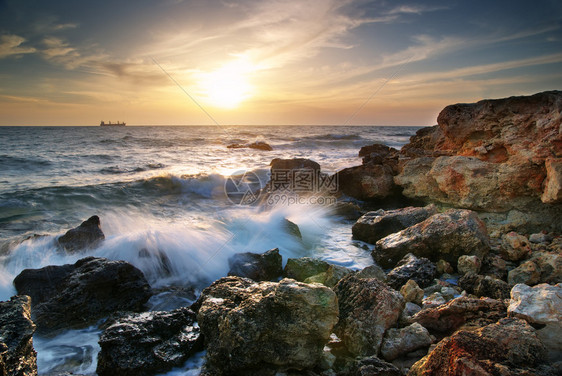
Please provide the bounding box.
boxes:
[284,219,303,239]
[542,157,562,203]
[228,248,282,281]
[409,318,547,376]
[0,295,37,376]
[138,247,172,276]
[352,205,437,244]
[373,209,490,269]
[283,257,330,282]
[333,274,404,356]
[14,257,151,333]
[508,260,541,285]
[400,280,424,306]
[304,264,353,288]
[380,323,433,362]
[195,276,338,375]
[458,272,511,300]
[227,141,273,151]
[270,158,321,173]
[457,255,481,275]
[57,215,105,253]
[339,356,402,376]
[387,253,437,290]
[412,296,507,335]
[501,231,531,261]
[97,308,202,376]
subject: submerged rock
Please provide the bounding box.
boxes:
[409,318,547,376]
[387,253,437,290]
[57,215,105,253]
[352,205,437,244]
[97,308,202,376]
[333,274,404,357]
[195,276,338,375]
[228,248,282,281]
[0,295,37,376]
[373,209,490,269]
[14,257,151,333]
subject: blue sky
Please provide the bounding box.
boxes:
[0,0,561,125]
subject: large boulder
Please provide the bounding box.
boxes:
[0,296,37,376]
[283,257,330,281]
[194,276,338,375]
[14,257,151,333]
[395,91,562,231]
[387,253,437,290]
[57,215,105,253]
[97,308,202,376]
[373,209,490,269]
[227,248,282,281]
[333,274,404,357]
[408,318,547,376]
[352,205,437,244]
[411,296,507,335]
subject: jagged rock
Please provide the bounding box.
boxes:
[373,209,490,269]
[501,232,531,261]
[304,264,352,288]
[529,251,562,284]
[228,248,282,281]
[359,143,400,167]
[336,164,399,200]
[194,277,338,375]
[352,205,437,244]
[458,273,511,300]
[508,260,541,285]
[284,219,302,239]
[400,280,424,305]
[227,141,273,151]
[412,296,507,335]
[0,296,37,376]
[283,257,330,281]
[380,323,433,362]
[57,215,105,253]
[355,264,388,282]
[421,292,446,309]
[457,255,481,275]
[97,308,202,376]
[339,356,402,376]
[333,274,404,356]
[542,157,562,203]
[408,318,547,376]
[387,253,437,290]
[14,257,151,333]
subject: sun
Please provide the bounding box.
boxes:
[198,58,255,109]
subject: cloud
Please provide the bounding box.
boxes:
[386,4,449,16]
[0,34,36,59]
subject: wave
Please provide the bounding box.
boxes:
[0,154,52,171]
[99,163,166,175]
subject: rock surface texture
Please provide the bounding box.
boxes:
[14,257,151,333]
[195,276,338,375]
[97,308,202,376]
[227,248,282,281]
[0,296,37,376]
[57,215,105,252]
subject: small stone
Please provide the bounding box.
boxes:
[507,260,541,286]
[422,292,446,309]
[380,323,433,361]
[387,253,437,290]
[457,255,481,275]
[529,232,553,244]
[501,232,531,261]
[400,280,424,305]
[436,259,453,275]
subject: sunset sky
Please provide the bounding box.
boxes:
[1,0,561,126]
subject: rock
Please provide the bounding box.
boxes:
[396,91,562,218]
[421,292,446,309]
[458,273,511,300]
[14,257,151,333]
[373,209,490,269]
[138,247,172,276]
[359,143,400,165]
[457,255,481,275]
[355,264,388,282]
[408,318,547,376]
[435,259,453,275]
[352,205,437,244]
[380,323,433,362]
[270,158,321,173]
[227,248,282,281]
[195,277,338,375]
[480,253,508,280]
[508,283,562,362]
[400,280,424,305]
[412,296,507,335]
[97,308,202,376]
[304,264,352,288]
[284,219,303,239]
[507,260,541,285]
[529,231,553,243]
[500,231,531,261]
[227,141,273,151]
[333,274,404,356]
[387,253,437,290]
[542,157,562,203]
[283,257,330,282]
[57,215,105,253]
[529,250,562,284]
[340,356,402,376]
[336,164,399,200]
[0,296,37,376]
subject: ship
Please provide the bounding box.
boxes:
[100,121,126,126]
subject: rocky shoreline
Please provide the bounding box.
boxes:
[1,91,561,375]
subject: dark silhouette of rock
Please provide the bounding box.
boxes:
[195,276,338,375]
[0,295,37,376]
[227,141,273,151]
[352,205,437,244]
[227,248,282,281]
[387,253,437,290]
[57,215,105,253]
[339,356,402,376]
[97,308,202,376]
[14,257,151,333]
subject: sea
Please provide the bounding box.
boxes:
[0,125,421,375]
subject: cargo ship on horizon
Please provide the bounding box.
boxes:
[100,121,126,126]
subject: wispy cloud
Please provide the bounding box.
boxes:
[0,34,37,59]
